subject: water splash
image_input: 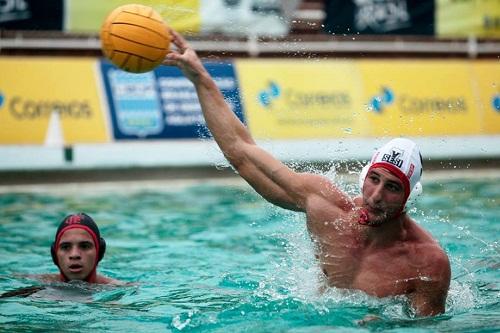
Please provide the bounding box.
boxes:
[446,280,476,314]
[172,309,197,330]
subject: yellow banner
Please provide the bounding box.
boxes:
[471,61,500,134]
[437,0,500,38]
[235,59,367,139]
[358,60,480,137]
[67,0,201,34]
[0,57,109,145]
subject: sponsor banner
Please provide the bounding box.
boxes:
[0,0,63,30]
[437,0,500,38]
[67,0,200,33]
[0,0,64,30]
[200,0,299,37]
[471,61,500,134]
[323,0,435,35]
[358,60,480,136]
[235,59,368,139]
[0,57,109,145]
[100,60,244,140]
[67,0,296,37]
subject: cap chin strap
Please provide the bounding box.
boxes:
[358,164,423,210]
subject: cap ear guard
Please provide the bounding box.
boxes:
[405,181,423,209]
[50,238,106,266]
[51,242,58,265]
[98,238,106,261]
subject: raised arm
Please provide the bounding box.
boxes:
[163,30,343,211]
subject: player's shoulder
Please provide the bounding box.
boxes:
[404,220,449,263]
[411,237,450,278]
[301,172,354,210]
[96,274,127,285]
[30,273,60,283]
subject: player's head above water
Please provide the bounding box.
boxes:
[51,213,106,282]
[359,138,423,208]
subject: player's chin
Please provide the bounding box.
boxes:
[367,210,392,226]
[62,268,89,281]
[368,217,385,227]
[366,208,383,220]
[363,213,383,226]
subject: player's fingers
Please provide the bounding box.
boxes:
[162,59,178,66]
[162,52,182,65]
[169,28,189,52]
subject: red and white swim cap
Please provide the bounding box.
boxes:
[360,138,423,204]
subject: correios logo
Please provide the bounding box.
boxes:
[369,87,394,113]
[400,95,466,113]
[258,81,351,109]
[493,94,500,113]
[258,81,281,108]
[0,93,92,119]
[369,87,468,114]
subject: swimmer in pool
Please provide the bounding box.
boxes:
[38,212,122,285]
[1,213,124,298]
[163,29,451,317]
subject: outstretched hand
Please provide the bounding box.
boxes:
[162,28,207,83]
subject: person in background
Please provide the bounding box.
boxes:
[162,28,451,317]
[1,213,122,298]
[39,212,122,284]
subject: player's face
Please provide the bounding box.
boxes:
[56,229,97,281]
[362,167,406,225]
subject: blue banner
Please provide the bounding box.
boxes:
[100,60,245,140]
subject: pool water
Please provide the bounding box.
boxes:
[0,173,498,332]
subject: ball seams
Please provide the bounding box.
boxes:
[111,50,161,64]
[110,22,169,42]
[119,10,165,25]
[119,53,131,69]
[109,32,167,56]
[101,4,169,73]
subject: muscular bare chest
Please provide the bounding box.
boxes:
[351,250,416,297]
[319,242,416,296]
[308,213,364,289]
[308,214,416,297]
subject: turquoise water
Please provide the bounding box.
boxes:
[0,174,498,332]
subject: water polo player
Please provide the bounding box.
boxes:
[44,213,121,285]
[163,29,451,317]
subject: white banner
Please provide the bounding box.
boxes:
[201,0,300,37]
